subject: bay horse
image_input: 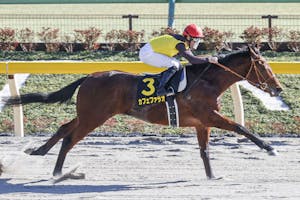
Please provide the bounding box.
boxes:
[4,45,282,179]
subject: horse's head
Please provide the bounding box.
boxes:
[245,45,283,96]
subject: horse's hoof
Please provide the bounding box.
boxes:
[68,172,85,180]
[53,171,62,177]
[0,162,4,176]
[268,149,279,156]
[24,148,35,155]
[24,148,39,155]
[207,176,223,180]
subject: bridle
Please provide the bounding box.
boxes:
[212,55,274,91]
[184,49,275,96]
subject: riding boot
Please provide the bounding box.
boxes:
[157,66,178,96]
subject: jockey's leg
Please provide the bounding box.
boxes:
[156,66,178,96]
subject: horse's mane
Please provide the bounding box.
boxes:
[218,47,250,64]
[187,47,250,75]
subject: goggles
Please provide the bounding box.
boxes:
[191,37,201,42]
[191,37,201,50]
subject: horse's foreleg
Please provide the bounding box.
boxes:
[209,111,276,155]
[0,161,3,176]
[195,125,216,179]
[235,124,277,155]
[26,119,77,156]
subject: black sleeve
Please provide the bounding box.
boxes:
[176,43,209,64]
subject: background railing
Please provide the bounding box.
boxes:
[0,0,299,3]
[1,14,299,42]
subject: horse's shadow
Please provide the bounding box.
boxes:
[0,178,188,195]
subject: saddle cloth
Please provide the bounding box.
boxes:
[136,68,187,127]
[136,67,187,106]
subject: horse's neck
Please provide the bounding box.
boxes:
[215,68,240,94]
[216,59,250,93]
[206,59,250,95]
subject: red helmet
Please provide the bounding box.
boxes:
[183,24,204,38]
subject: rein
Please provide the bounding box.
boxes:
[183,64,212,96]
[212,58,272,90]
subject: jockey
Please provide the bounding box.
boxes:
[139,23,218,96]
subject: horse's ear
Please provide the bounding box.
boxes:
[248,43,261,53]
[248,44,260,58]
[254,43,260,50]
[236,45,247,51]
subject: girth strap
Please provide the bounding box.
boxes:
[165,96,179,127]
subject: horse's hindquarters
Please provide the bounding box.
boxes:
[77,72,138,122]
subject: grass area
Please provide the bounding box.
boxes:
[0,51,299,136]
[0,76,6,91]
[0,3,299,15]
[262,51,300,61]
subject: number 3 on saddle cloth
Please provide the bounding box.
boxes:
[136,67,187,127]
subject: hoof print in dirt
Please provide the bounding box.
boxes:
[52,166,85,184]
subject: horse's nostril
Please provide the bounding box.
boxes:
[272,87,283,96]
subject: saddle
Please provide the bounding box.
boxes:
[136,67,187,127]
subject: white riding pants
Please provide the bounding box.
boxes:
[139,43,181,70]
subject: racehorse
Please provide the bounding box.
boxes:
[4,45,282,179]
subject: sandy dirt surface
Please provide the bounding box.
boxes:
[0,134,299,200]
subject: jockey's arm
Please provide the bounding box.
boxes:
[176,43,218,64]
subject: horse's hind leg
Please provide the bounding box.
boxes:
[25,119,77,156]
[52,119,105,176]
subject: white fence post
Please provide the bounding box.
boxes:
[8,74,24,137]
[230,83,245,126]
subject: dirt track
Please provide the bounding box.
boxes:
[0,134,299,200]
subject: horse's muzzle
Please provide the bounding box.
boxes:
[270,87,283,97]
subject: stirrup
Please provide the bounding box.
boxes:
[157,87,175,96]
[166,87,175,96]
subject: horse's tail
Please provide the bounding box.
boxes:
[4,76,87,106]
